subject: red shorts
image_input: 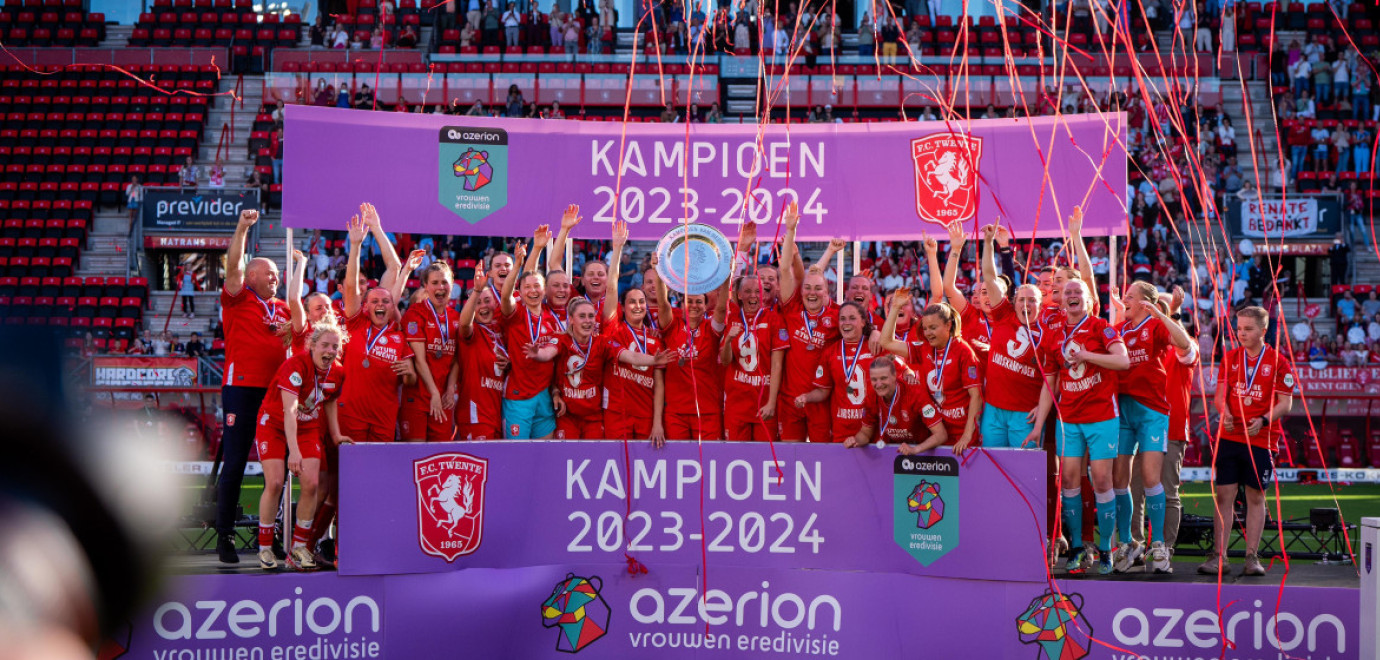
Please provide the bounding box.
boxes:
[461,421,502,440]
[399,406,457,442]
[604,411,653,440]
[776,398,830,442]
[255,422,324,462]
[665,411,722,441]
[556,413,605,440]
[724,407,778,442]
[340,414,396,444]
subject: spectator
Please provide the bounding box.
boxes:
[208,163,225,189]
[1332,54,1350,103]
[1330,232,1350,284]
[1290,57,1311,99]
[505,84,525,117]
[1333,125,1352,172]
[461,20,476,47]
[548,100,565,119]
[503,2,521,47]
[247,167,269,207]
[1310,122,1330,172]
[467,100,486,116]
[310,15,326,47]
[1363,292,1380,319]
[660,104,678,123]
[483,2,502,47]
[857,13,874,56]
[271,100,285,126]
[397,24,418,48]
[124,175,143,230]
[178,266,196,317]
[1312,55,1332,106]
[1353,123,1372,175]
[271,128,283,184]
[880,17,900,58]
[369,26,384,49]
[1354,75,1371,121]
[178,156,199,190]
[705,102,723,123]
[354,83,375,110]
[1346,181,1370,247]
[331,25,349,48]
[563,17,580,54]
[1337,289,1358,319]
[152,332,171,357]
[170,334,187,356]
[313,78,334,106]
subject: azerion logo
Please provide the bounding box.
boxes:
[149,587,382,659]
[414,452,490,562]
[452,147,494,191]
[1109,599,1347,658]
[626,583,843,655]
[438,126,509,224]
[1017,590,1092,660]
[541,574,611,653]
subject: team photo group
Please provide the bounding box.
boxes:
[215,195,1295,583]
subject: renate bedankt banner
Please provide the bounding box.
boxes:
[284,106,1127,241]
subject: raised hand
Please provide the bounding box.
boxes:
[738,216,757,245]
[405,249,426,272]
[995,224,1012,249]
[360,201,381,230]
[922,235,938,256]
[514,241,528,265]
[612,219,628,250]
[347,214,367,245]
[945,221,966,248]
[981,224,997,242]
[1068,205,1084,236]
[472,271,488,293]
[1108,287,1125,315]
[292,249,306,263]
[560,204,581,232]
[1170,285,1185,313]
[829,237,847,252]
[783,200,800,230]
[890,287,912,313]
[238,209,260,228]
[533,224,551,250]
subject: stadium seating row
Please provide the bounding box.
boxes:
[0,275,145,299]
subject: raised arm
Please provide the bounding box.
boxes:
[388,249,425,306]
[287,249,308,333]
[777,201,801,302]
[712,276,730,329]
[603,220,627,322]
[343,214,367,319]
[547,204,580,274]
[942,222,968,313]
[526,224,550,275]
[500,241,527,317]
[361,202,401,276]
[815,238,846,275]
[995,225,1017,283]
[980,224,1000,304]
[922,235,943,305]
[224,209,259,296]
[878,288,913,357]
[653,254,674,331]
[457,271,487,338]
[1067,205,1095,292]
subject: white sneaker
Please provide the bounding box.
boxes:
[1148,541,1172,574]
[286,546,317,571]
[258,548,277,570]
[1114,542,1143,573]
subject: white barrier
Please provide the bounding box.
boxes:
[1180,467,1380,484]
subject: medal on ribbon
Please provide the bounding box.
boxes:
[426,298,450,360]
[1242,348,1266,408]
[842,340,865,398]
[363,322,391,369]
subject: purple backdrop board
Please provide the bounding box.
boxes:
[117,570,1358,659]
[283,106,1127,240]
[336,442,1048,582]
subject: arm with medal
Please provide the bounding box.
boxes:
[286,248,310,337]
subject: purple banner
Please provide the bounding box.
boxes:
[337,442,1048,583]
[116,569,1358,659]
[283,106,1126,241]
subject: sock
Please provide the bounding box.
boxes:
[1095,490,1116,554]
[1145,484,1167,545]
[258,523,275,551]
[1114,488,1132,545]
[292,518,312,550]
[1061,489,1083,552]
[308,501,336,548]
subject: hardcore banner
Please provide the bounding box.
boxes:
[114,568,1358,659]
[336,442,1048,583]
[1232,195,1343,239]
[283,106,1127,240]
[141,188,261,233]
[91,356,199,388]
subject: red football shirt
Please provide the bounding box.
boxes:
[338,314,412,428]
[813,338,877,442]
[864,375,943,444]
[1217,346,1299,449]
[723,304,788,410]
[985,299,1048,414]
[221,287,290,388]
[554,333,613,419]
[1115,315,1182,415]
[257,352,346,432]
[960,304,993,355]
[500,305,560,400]
[1038,314,1123,425]
[779,295,840,398]
[401,300,460,408]
[602,320,664,419]
[1164,344,1199,443]
[661,318,724,417]
[458,322,507,428]
[906,337,983,439]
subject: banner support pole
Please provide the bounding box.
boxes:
[1109,234,1118,305]
[835,247,845,304]
[565,237,573,276]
